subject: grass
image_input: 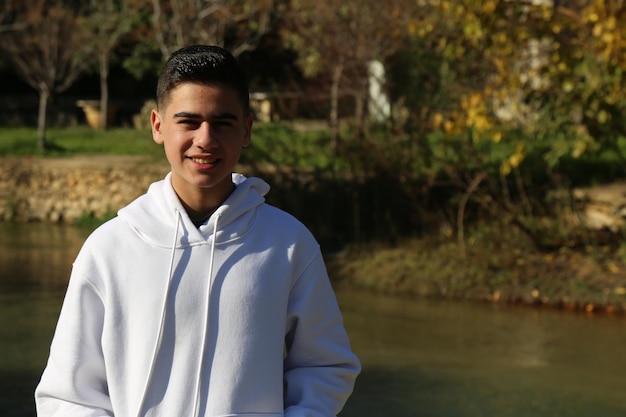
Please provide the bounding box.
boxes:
[0,123,337,168]
[72,210,118,229]
[0,126,161,157]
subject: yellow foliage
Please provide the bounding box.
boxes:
[432,112,444,130]
[593,23,603,37]
[443,120,455,137]
[606,16,616,31]
[500,160,511,176]
[562,80,574,93]
[482,1,496,14]
[602,32,615,44]
[509,144,525,168]
[540,6,552,20]
[500,144,525,176]
[571,136,595,159]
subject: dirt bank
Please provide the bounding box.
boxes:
[0,155,169,223]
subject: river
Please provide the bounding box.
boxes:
[2,223,626,417]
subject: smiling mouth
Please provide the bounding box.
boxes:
[190,157,218,164]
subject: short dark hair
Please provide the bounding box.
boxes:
[156,45,250,114]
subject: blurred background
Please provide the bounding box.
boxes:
[3,0,626,416]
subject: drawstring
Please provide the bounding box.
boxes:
[193,210,222,417]
[135,209,182,417]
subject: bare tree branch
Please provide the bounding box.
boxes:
[149,0,274,60]
[2,0,91,150]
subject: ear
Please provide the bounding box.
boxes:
[151,109,164,145]
[242,113,253,148]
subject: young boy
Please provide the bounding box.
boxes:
[35,45,360,417]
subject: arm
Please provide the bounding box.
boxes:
[35,268,113,417]
[284,252,361,417]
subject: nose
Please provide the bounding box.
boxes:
[194,122,218,149]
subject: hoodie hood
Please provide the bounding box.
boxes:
[118,172,269,248]
[36,171,361,417]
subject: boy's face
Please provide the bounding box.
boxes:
[151,82,252,207]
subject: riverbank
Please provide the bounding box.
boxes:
[3,155,626,315]
[0,155,168,223]
[327,226,626,315]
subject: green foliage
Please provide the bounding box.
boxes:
[383,0,626,182]
[122,40,162,80]
[387,38,447,128]
[0,127,162,157]
[73,210,117,230]
[240,122,338,169]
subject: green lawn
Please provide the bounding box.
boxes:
[0,126,161,157]
[0,123,337,169]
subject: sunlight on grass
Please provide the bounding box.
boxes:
[0,123,337,169]
[0,127,161,157]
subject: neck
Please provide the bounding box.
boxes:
[179,182,235,226]
[188,208,216,227]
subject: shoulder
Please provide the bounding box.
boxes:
[85,215,128,244]
[257,203,313,237]
[255,203,322,261]
[74,215,132,263]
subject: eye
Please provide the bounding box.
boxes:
[178,119,200,128]
[212,120,236,128]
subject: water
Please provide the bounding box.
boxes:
[2,223,626,417]
[0,223,87,417]
[337,290,626,417]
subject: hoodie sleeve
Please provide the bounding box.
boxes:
[283,251,360,417]
[35,265,113,417]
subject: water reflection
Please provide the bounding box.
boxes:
[2,223,626,417]
[337,290,626,417]
[0,223,86,417]
[0,223,86,291]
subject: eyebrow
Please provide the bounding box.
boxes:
[173,112,239,121]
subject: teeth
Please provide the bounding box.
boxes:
[192,157,217,164]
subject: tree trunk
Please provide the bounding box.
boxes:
[354,89,366,139]
[99,51,110,130]
[37,85,50,152]
[330,60,343,154]
[457,171,487,258]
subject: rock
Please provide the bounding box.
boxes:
[573,183,626,232]
[0,156,169,224]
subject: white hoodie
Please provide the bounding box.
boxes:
[35,173,360,417]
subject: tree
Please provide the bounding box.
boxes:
[0,0,25,33]
[281,0,415,149]
[410,0,626,170]
[389,0,626,248]
[534,0,626,165]
[1,0,90,150]
[147,0,274,60]
[82,0,137,130]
